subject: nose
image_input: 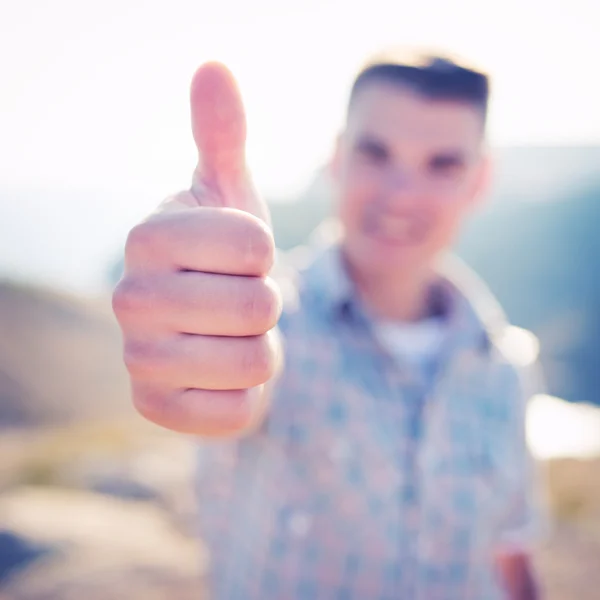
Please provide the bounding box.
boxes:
[382,168,420,208]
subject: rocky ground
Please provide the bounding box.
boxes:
[1,423,599,599]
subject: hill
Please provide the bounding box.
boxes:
[457,182,600,403]
[0,280,132,428]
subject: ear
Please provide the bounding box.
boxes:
[468,150,492,208]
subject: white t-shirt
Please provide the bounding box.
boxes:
[372,316,446,377]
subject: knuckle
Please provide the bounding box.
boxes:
[125,222,155,258]
[239,278,281,331]
[241,218,275,274]
[240,335,277,386]
[132,385,161,419]
[220,389,256,433]
[112,276,148,317]
[111,280,129,319]
[263,278,283,326]
[131,386,173,428]
[123,339,164,381]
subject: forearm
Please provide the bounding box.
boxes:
[496,552,540,600]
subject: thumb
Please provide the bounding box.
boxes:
[189,62,269,223]
[191,61,246,186]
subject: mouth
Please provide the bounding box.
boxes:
[365,213,426,246]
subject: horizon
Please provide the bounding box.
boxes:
[1,143,599,297]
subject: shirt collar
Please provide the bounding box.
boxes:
[302,243,355,314]
[301,240,509,352]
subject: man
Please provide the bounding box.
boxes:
[113,51,543,599]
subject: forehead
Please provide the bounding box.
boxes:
[346,81,484,152]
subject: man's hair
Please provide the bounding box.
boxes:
[349,48,490,121]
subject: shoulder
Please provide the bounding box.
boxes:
[438,253,544,404]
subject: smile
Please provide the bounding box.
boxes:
[365,214,426,246]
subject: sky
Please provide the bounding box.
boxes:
[0,0,599,292]
[2,0,599,197]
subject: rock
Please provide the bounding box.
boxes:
[0,487,206,599]
[0,531,53,584]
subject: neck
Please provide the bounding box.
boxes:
[344,253,436,322]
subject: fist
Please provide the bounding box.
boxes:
[112,63,282,437]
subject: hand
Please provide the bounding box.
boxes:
[496,551,541,600]
[112,62,282,437]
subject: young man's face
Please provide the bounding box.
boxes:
[331,80,489,278]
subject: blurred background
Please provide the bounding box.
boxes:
[1,0,599,598]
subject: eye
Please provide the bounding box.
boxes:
[428,152,466,178]
[354,137,390,166]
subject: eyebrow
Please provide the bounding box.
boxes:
[353,134,390,157]
[352,133,474,167]
[428,150,468,168]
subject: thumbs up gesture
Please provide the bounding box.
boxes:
[113,63,282,437]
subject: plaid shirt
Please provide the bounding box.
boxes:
[196,242,542,600]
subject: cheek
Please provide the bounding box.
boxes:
[426,204,469,246]
[336,166,382,226]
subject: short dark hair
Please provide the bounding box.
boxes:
[349,49,490,121]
